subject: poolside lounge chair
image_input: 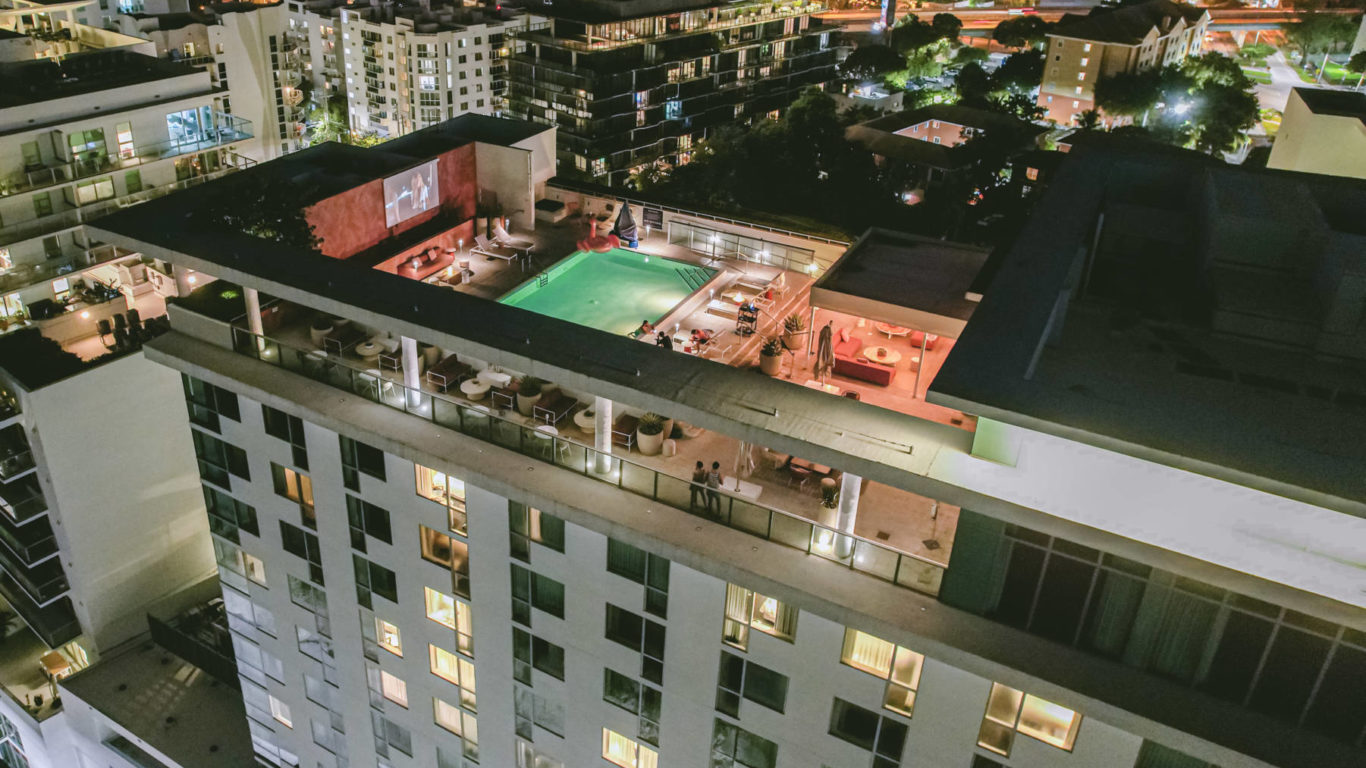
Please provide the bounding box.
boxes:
[532,390,579,426]
[472,235,519,262]
[705,299,740,318]
[426,354,473,392]
[490,386,516,412]
[492,222,535,254]
[611,414,639,451]
[323,325,366,355]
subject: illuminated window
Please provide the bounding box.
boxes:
[381,670,409,707]
[840,629,924,716]
[602,728,657,768]
[722,584,796,650]
[1083,43,1092,52]
[425,587,474,655]
[1026,167,1039,181]
[51,278,71,301]
[977,683,1081,756]
[1074,86,1083,95]
[414,465,467,534]
[420,525,470,595]
[1077,72,1086,81]
[376,618,401,656]
[508,502,565,559]
[243,553,267,586]
[271,463,315,522]
[429,644,477,710]
[269,694,293,728]
[434,696,479,759]
[1080,57,1089,66]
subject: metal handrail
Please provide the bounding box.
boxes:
[229,327,946,595]
[547,180,851,247]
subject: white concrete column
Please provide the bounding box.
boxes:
[172,264,197,296]
[593,396,612,474]
[836,471,862,559]
[401,336,421,404]
[244,287,265,352]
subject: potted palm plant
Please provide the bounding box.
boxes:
[759,336,783,376]
[782,313,806,351]
[516,376,545,416]
[309,315,334,346]
[636,412,667,456]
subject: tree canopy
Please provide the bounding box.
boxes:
[1093,53,1258,154]
[839,44,906,81]
[992,16,1052,49]
[1284,14,1358,56]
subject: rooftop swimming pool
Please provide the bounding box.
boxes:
[499,248,715,336]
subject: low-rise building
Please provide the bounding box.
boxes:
[1037,0,1210,126]
[1267,87,1366,180]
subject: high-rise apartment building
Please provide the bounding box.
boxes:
[115,0,540,156]
[1037,0,1209,126]
[75,115,1364,768]
[507,0,841,185]
[1267,88,1366,180]
[0,12,253,317]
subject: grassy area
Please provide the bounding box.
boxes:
[1260,108,1282,137]
[1241,68,1272,84]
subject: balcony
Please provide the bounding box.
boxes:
[0,573,79,649]
[0,114,254,200]
[0,615,81,722]
[0,544,69,605]
[0,513,57,567]
[0,477,46,525]
[0,451,34,483]
[1,160,253,253]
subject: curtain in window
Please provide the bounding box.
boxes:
[1081,570,1147,657]
[1123,581,1218,683]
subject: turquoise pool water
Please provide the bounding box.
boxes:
[499,248,715,336]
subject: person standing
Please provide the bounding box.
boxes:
[705,460,725,516]
[690,461,707,510]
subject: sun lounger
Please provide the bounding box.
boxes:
[611,414,639,451]
[532,390,579,426]
[705,299,740,318]
[426,354,473,391]
[492,222,535,253]
[473,235,519,262]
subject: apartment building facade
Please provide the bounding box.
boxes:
[0,22,252,321]
[1266,87,1366,180]
[117,0,538,156]
[1037,0,1210,125]
[506,0,842,186]
[78,119,1366,768]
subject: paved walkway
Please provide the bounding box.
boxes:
[1256,50,1301,112]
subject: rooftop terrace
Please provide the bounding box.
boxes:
[0,49,198,108]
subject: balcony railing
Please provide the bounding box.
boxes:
[0,114,253,199]
[0,451,34,482]
[0,476,48,525]
[229,327,945,596]
[0,160,252,251]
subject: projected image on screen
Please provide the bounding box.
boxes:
[383,160,439,228]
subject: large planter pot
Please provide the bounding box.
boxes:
[516,392,542,417]
[661,418,675,441]
[759,352,782,376]
[309,320,334,347]
[782,331,802,351]
[637,429,664,456]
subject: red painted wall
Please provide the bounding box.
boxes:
[305,143,478,260]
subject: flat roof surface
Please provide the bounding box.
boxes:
[812,228,988,326]
[61,640,254,768]
[846,105,1042,169]
[0,49,198,108]
[1294,87,1366,121]
[930,140,1366,509]
[1051,0,1207,44]
[384,112,550,154]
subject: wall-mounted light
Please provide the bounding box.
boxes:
[80,310,90,319]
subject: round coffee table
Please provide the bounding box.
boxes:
[573,408,596,433]
[459,378,490,400]
[874,322,910,339]
[355,339,383,362]
[863,346,902,366]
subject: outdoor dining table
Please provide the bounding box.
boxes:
[790,457,831,476]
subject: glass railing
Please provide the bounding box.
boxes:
[0,477,47,524]
[230,327,945,596]
[0,114,254,199]
[0,451,34,481]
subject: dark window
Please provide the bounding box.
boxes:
[513,627,564,681]
[508,502,564,560]
[203,485,258,542]
[345,495,392,550]
[716,651,787,715]
[279,520,323,586]
[182,375,239,431]
[191,430,249,487]
[607,538,669,618]
[353,555,398,607]
[606,604,666,685]
[510,565,564,624]
[262,405,308,469]
[339,435,385,490]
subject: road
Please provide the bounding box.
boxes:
[815,6,1359,34]
[1257,50,1301,113]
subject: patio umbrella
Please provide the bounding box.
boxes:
[814,322,835,382]
[612,201,638,243]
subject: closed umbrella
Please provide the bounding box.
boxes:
[814,322,835,382]
[733,440,755,479]
[612,201,638,244]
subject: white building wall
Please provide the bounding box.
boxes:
[26,353,213,650]
[193,384,1151,768]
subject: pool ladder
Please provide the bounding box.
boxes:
[537,273,549,288]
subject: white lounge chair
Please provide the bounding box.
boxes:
[472,235,518,262]
[492,222,534,254]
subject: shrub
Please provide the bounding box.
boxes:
[783,313,806,334]
[638,412,667,436]
[517,376,545,398]
[761,336,784,356]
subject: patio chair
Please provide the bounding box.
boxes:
[611,414,639,451]
[472,235,519,262]
[426,354,473,392]
[490,386,516,412]
[533,390,579,426]
[323,324,366,355]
